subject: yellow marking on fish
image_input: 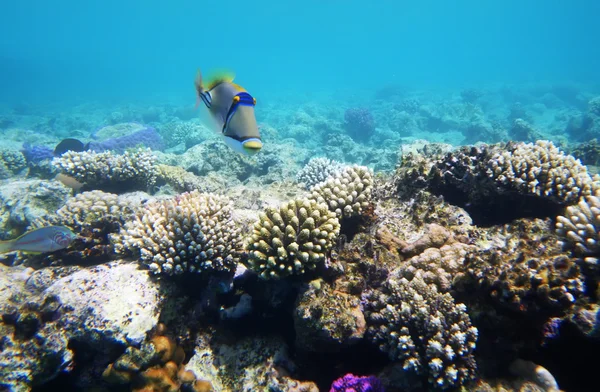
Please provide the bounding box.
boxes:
[205,70,236,90]
[230,82,246,92]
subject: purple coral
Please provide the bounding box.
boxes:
[21,143,54,163]
[330,373,384,392]
[344,107,375,142]
[87,126,164,153]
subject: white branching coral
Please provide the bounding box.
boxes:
[114,191,243,275]
[38,190,137,232]
[246,198,340,279]
[296,157,344,190]
[363,275,478,389]
[486,141,597,204]
[309,165,373,218]
[52,148,158,192]
[556,194,600,256]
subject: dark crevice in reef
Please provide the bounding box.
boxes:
[533,320,599,392]
[295,341,390,392]
[429,182,563,227]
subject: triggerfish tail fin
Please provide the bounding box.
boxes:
[0,240,14,254]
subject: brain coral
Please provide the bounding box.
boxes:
[310,165,373,219]
[114,191,243,275]
[363,275,478,389]
[246,198,340,279]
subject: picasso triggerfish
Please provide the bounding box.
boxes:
[194,69,262,156]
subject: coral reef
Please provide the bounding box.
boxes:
[461,219,584,317]
[296,157,344,190]
[103,323,211,392]
[21,143,54,164]
[0,262,169,391]
[0,179,72,239]
[114,191,244,275]
[329,373,384,392]
[344,107,375,142]
[87,126,164,153]
[246,198,340,279]
[294,281,366,351]
[0,148,27,178]
[310,165,373,219]
[486,140,595,204]
[364,275,478,389]
[52,148,158,193]
[556,193,600,257]
[185,329,317,391]
[156,164,207,193]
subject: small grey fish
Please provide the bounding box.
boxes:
[0,226,77,254]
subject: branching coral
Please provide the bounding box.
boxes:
[246,198,340,279]
[363,275,478,389]
[556,193,600,256]
[309,165,373,219]
[486,140,597,204]
[296,157,344,190]
[114,191,243,275]
[52,148,158,193]
[40,190,137,232]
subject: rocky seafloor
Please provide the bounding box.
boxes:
[1,86,600,391]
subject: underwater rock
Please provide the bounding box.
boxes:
[0,179,72,239]
[87,126,165,153]
[294,281,366,352]
[185,328,314,391]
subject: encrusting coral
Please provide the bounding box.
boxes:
[309,165,373,219]
[103,323,213,392]
[113,191,244,275]
[246,198,340,279]
[296,157,344,190]
[363,274,478,389]
[52,148,158,193]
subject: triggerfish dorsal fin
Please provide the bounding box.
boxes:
[204,69,236,90]
[230,83,247,93]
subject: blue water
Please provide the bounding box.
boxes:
[1,0,599,106]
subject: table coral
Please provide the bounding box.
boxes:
[246,198,340,279]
